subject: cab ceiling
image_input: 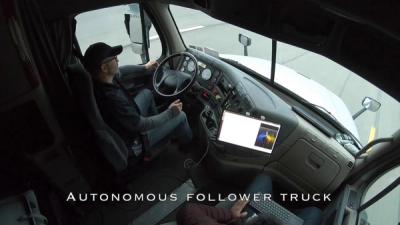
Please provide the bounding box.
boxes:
[36,0,400,100]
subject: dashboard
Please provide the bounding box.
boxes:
[177,48,357,193]
[181,49,299,145]
[180,55,226,109]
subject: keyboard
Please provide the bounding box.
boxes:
[249,199,304,225]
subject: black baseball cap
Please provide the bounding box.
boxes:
[83,42,122,75]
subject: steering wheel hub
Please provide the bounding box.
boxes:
[153,52,198,97]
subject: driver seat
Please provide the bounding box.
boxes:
[67,63,131,174]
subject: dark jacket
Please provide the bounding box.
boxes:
[93,79,175,150]
[94,80,142,149]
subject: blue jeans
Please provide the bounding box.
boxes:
[134,89,192,150]
[245,175,322,225]
[244,175,274,220]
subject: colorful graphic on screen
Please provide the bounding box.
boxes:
[254,124,279,150]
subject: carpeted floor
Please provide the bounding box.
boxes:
[80,144,193,225]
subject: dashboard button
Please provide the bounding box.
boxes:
[202,91,210,100]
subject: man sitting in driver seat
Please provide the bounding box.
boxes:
[83,42,192,160]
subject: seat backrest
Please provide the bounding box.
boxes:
[67,63,129,173]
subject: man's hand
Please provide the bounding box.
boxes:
[230,200,249,219]
[168,99,182,115]
[144,60,159,71]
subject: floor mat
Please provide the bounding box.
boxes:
[81,145,192,225]
[158,166,242,224]
[130,179,196,225]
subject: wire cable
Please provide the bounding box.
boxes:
[184,140,210,169]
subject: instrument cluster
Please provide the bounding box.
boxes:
[181,56,222,90]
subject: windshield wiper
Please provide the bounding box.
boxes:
[306,102,362,149]
[221,57,247,70]
[220,57,263,77]
[309,103,338,122]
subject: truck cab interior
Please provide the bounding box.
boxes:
[0,0,399,225]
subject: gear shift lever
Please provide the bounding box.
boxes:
[202,108,215,129]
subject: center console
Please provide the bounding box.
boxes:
[200,105,219,139]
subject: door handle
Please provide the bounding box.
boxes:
[307,153,324,170]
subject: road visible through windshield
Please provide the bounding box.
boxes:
[170,6,400,146]
[75,5,400,146]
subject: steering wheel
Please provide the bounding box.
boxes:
[153,52,198,97]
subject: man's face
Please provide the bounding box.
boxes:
[101,56,119,76]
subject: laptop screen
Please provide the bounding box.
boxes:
[217,110,281,154]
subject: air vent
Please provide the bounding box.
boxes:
[347,161,353,168]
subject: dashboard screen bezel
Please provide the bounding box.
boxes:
[217,110,281,154]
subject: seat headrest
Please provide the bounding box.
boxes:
[67,63,93,90]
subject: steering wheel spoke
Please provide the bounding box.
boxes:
[155,71,168,87]
[174,75,186,94]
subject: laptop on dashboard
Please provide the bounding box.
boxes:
[217,110,281,154]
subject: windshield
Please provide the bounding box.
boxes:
[170,5,400,146]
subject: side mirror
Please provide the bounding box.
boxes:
[124,4,151,63]
[238,33,251,56]
[362,97,381,112]
[352,96,381,119]
[125,12,143,50]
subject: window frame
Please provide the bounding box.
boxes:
[356,165,400,225]
[73,3,166,66]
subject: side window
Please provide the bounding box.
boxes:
[75,4,162,66]
[359,166,400,225]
